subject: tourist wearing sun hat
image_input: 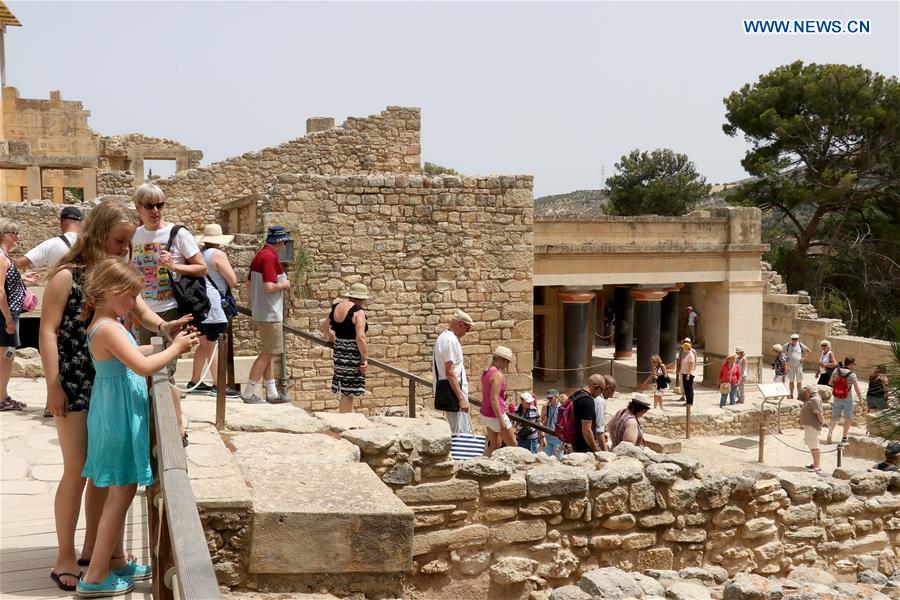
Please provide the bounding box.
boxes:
[718,354,741,408]
[610,393,651,449]
[320,283,370,413]
[433,308,475,434]
[479,344,517,456]
[514,391,541,453]
[240,225,292,405]
[677,340,697,406]
[188,224,240,398]
[783,333,810,399]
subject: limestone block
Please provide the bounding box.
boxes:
[457,550,492,576]
[475,505,519,522]
[622,532,656,549]
[592,487,629,517]
[230,432,360,466]
[698,474,736,509]
[740,517,778,540]
[646,462,682,486]
[413,524,489,556]
[457,458,514,479]
[850,471,891,495]
[629,479,657,512]
[313,411,378,433]
[662,527,706,543]
[777,473,817,503]
[340,427,399,454]
[864,494,900,513]
[786,565,838,588]
[783,526,825,542]
[601,514,636,530]
[489,519,547,545]
[722,572,784,600]
[578,567,643,598]
[419,558,450,574]
[643,434,682,454]
[826,498,867,518]
[526,465,589,498]
[224,403,323,433]
[489,557,537,585]
[550,586,591,600]
[630,572,665,597]
[564,497,588,520]
[639,511,676,528]
[849,532,890,555]
[396,479,480,504]
[248,463,413,574]
[667,480,702,512]
[638,548,675,571]
[588,458,644,490]
[536,548,579,579]
[649,452,700,478]
[520,500,563,516]
[491,446,543,469]
[667,582,712,600]
[382,463,414,485]
[481,476,528,502]
[399,422,452,456]
[857,570,889,586]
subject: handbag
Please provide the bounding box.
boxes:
[165,225,210,323]
[21,288,38,313]
[433,356,460,412]
[719,382,732,394]
[450,413,485,460]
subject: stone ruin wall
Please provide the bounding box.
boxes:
[156,106,423,232]
[335,428,900,599]
[247,172,535,413]
[761,263,892,374]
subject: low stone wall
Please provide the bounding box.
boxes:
[338,426,900,597]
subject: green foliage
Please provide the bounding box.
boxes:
[291,245,314,298]
[423,162,459,176]
[723,61,900,338]
[604,149,710,216]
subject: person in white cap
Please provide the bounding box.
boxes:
[771,344,787,384]
[321,283,370,413]
[480,345,516,456]
[433,309,474,434]
[735,347,748,404]
[783,333,810,398]
[514,391,541,453]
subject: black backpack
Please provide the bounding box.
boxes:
[165,225,210,323]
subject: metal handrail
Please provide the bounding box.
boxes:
[147,348,221,600]
[233,304,556,436]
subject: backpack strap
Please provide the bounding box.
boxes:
[58,234,72,249]
[164,224,185,253]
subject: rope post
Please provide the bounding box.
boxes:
[758,403,766,463]
[215,333,227,431]
[685,404,692,439]
[837,442,843,468]
[408,379,416,418]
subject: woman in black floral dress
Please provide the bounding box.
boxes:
[40,200,190,592]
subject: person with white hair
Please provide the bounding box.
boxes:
[772,344,787,384]
[798,384,825,474]
[817,339,837,386]
[433,308,474,434]
[514,391,541,453]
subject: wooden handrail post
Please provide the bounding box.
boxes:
[226,319,236,391]
[216,333,227,431]
[408,379,416,418]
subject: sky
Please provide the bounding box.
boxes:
[7,1,898,198]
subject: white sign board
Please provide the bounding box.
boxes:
[756,382,789,399]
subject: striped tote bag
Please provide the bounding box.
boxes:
[450,413,486,460]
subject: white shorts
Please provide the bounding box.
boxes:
[803,425,820,450]
[482,413,512,433]
[787,364,804,382]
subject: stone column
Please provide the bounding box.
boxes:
[175,153,190,173]
[560,291,595,388]
[660,285,682,363]
[701,280,766,384]
[82,167,97,201]
[131,156,145,185]
[613,286,634,359]
[25,166,41,201]
[631,289,666,384]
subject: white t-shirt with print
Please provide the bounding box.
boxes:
[433,329,468,401]
[132,224,200,314]
[24,232,77,268]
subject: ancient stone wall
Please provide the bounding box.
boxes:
[1,87,99,157]
[156,107,422,231]
[251,172,534,413]
[339,429,900,597]
[96,171,135,197]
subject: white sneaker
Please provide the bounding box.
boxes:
[241,394,265,404]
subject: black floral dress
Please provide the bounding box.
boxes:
[58,268,93,412]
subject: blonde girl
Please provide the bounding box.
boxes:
[650,355,668,409]
[76,258,198,597]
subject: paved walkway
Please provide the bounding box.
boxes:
[1,378,151,600]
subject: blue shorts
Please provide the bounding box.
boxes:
[832,397,854,420]
[0,312,20,348]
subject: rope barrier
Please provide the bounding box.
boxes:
[761,425,841,454]
[532,360,614,372]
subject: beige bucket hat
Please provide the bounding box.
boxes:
[453,308,475,326]
[346,283,369,299]
[493,345,513,361]
[195,223,235,246]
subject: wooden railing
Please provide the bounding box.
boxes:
[147,344,221,600]
[231,305,555,436]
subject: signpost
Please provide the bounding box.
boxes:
[755,382,790,463]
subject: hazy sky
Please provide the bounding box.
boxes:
[8,1,898,197]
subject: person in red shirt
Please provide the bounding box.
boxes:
[240,226,292,404]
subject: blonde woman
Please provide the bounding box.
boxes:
[41,201,190,592]
[650,355,668,410]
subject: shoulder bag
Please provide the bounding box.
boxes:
[433,355,460,412]
[165,225,210,323]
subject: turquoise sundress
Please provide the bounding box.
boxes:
[81,319,153,488]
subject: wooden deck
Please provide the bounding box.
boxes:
[0,379,152,599]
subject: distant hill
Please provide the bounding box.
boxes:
[534,190,608,218]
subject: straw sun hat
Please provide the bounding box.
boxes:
[195,224,234,246]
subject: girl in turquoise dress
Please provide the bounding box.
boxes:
[77,258,198,598]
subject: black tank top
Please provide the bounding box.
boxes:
[329,302,368,340]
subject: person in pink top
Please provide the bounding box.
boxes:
[480,346,517,456]
[718,354,742,407]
